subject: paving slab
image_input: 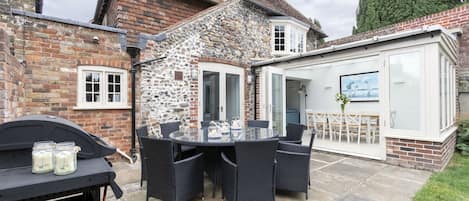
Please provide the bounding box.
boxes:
[107,151,431,201]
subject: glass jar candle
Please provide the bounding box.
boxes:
[32,141,55,174]
[54,142,79,176]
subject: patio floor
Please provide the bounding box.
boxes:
[108,149,431,201]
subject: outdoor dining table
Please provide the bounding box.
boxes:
[169,127,278,197]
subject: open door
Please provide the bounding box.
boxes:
[260,67,286,136]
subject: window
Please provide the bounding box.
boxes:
[274,25,285,51]
[76,66,128,109]
[439,55,456,131]
[271,18,308,55]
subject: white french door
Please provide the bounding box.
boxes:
[261,67,286,136]
[198,63,245,124]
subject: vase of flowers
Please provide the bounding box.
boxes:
[336,93,350,113]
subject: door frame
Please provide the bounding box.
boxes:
[198,62,245,126]
[260,66,286,136]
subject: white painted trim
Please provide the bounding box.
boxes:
[198,62,245,126]
[312,146,384,161]
[271,21,307,56]
[76,66,128,109]
[73,105,131,110]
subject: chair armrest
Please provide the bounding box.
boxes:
[280,140,302,144]
[221,152,237,201]
[278,142,310,154]
[276,150,310,191]
[174,153,204,167]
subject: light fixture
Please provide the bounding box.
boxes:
[191,69,198,80]
[247,75,253,84]
[298,84,306,94]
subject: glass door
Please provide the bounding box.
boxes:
[261,67,286,136]
[199,63,245,125]
[203,71,220,121]
[382,48,425,138]
[226,74,240,121]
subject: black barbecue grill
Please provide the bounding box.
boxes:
[0,115,123,201]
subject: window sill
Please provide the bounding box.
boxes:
[73,105,132,110]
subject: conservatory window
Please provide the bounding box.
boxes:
[440,55,456,131]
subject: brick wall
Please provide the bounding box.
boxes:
[386,133,457,171]
[10,13,132,158]
[0,28,25,123]
[102,0,215,45]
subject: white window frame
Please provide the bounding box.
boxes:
[271,18,308,56]
[75,66,129,110]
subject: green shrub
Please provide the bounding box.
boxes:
[456,120,469,156]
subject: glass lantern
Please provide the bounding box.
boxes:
[54,142,80,176]
[32,141,56,174]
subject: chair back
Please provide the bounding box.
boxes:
[235,139,278,201]
[285,123,305,141]
[140,137,176,200]
[136,126,148,147]
[247,120,269,128]
[308,129,316,151]
[200,121,210,129]
[160,121,181,138]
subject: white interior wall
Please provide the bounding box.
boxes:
[297,56,380,114]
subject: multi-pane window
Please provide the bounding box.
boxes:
[274,25,285,51]
[107,74,121,103]
[77,66,127,109]
[85,72,101,103]
[272,22,307,55]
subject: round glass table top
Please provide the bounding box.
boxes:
[169,128,278,146]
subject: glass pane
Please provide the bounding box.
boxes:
[108,74,114,83]
[86,84,92,92]
[389,52,420,130]
[114,94,121,102]
[94,84,100,92]
[203,71,220,121]
[86,73,92,82]
[86,93,92,102]
[115,75,120,83]
[108,94,113,102]
[94,94,100,102]
[108,84,114,92]
[92,73,100,82]
[115,85,120,92]
[272,73,283,134]
[226,74,240,121]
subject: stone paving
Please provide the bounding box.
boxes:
[108,151,431,201]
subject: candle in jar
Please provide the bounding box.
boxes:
[32,150,54,173]
[54,151,76,175]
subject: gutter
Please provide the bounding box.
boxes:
[253,25,448,67]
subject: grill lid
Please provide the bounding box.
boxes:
[0,115,116,168]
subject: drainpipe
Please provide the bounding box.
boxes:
[251,66,260,119]
[127,46,140,162]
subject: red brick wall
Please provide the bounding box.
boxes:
[11,14,132,158]
[107,0,214,45]
[0,28,25,123]
[386,133,457,171]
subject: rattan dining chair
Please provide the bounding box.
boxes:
[136,126,149,187]
[247,120,269,128]
[276,129,316,200]
[141,137,204,201]
[160,121,196,157]
[278,123,306,144]
[221,139,278,201]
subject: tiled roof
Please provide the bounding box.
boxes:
[248,0,326,37]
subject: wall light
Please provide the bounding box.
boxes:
[191,69,198,80]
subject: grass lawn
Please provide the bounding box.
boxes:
[413,153,469,201]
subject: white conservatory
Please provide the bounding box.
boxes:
[253,25,458,169]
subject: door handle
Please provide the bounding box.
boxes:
[220,106,223,112]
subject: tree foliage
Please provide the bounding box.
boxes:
[353,0,463,34]
[312,18,325,44]
[457,120,469,156]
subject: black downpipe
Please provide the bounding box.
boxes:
[127,46,140,162]
[251,67,259,119]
